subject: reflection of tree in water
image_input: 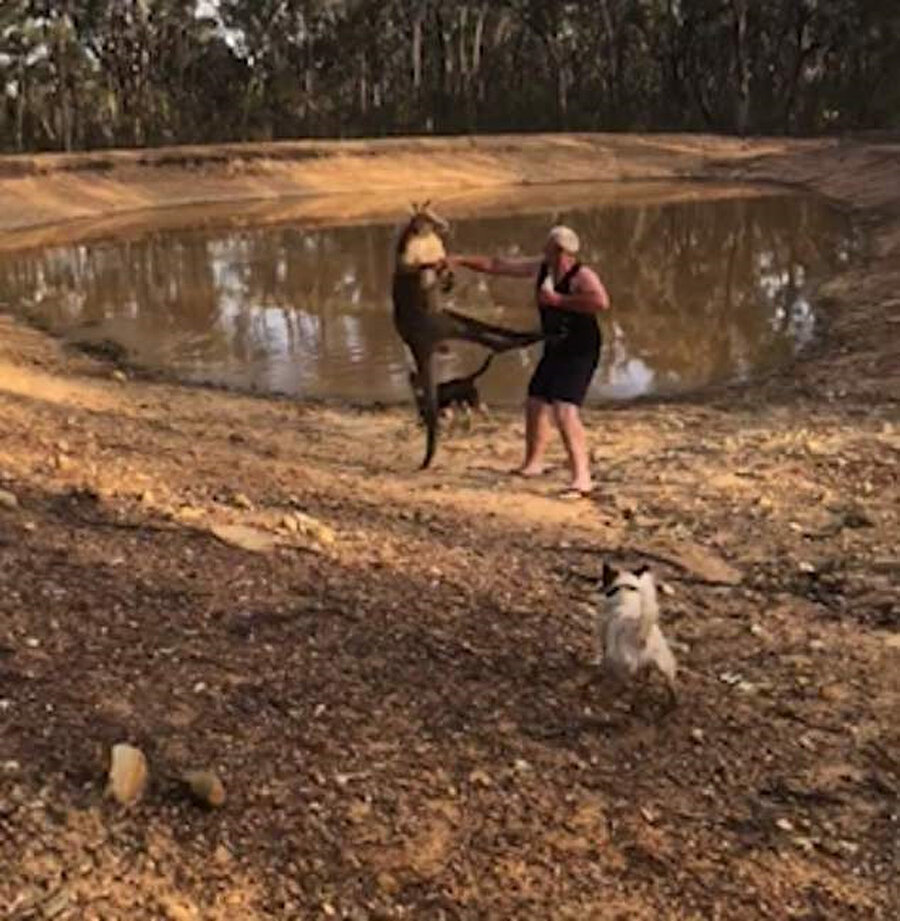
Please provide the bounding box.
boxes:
[0,194,855,401]
[0,232,227,362]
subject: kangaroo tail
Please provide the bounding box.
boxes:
[417,353,439,469]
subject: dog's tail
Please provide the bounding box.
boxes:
[469,351,494,382]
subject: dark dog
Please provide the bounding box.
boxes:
[409,352,493,423]
[392,202,544,468]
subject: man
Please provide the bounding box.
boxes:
[449,226,610,496]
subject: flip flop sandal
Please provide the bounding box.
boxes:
[557,487,595,500]
[509,465,556,479]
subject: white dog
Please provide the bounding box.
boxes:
[594,562,677,704]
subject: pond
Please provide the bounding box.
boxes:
[0,183,858,405]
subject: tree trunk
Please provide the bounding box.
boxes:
[15,59,25,151]
[470,4,488,125]
[731,0,751,135]
[597,0,617,119]
[557,62,568,128]
[412,11,424,90]
[358,52,368,116]
[472,5,487,76]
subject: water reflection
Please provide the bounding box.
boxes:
[0,190,856,403]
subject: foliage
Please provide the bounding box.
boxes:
[0,0,897,151]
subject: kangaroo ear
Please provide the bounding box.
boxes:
[632,564,650,577]
[410,201,419,214]
[422,198,432,210]
[601,562,617,589]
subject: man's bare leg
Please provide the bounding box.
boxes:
[517,397,553,476]
[552,401,593,492]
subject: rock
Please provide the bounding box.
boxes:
[210,523,277,554]
[376,872,400,895]
[107,743,148,805]
[841,507,874,529]
[213,844,232,865]
[0,489,19,510]
[41,890,70,920]
[347,799,372,823]
[111,369,128,383]
[775,817,794,832]
[818,683,848,702]
[668,542,742,585]
[468,769,492,787]
[183,769,226,808]
[690,728,705,744]
[159,896,200,921]
[175,505,205,524]
[640,806,660,824]
[231,492,253,510]
[792,835,816,853]
[289,512,336,547]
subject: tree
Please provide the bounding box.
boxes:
[0,0,897,151]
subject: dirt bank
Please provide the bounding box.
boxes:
[0,136,898,920]
[0,133,782,233]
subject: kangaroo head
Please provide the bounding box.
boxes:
[396,201,453,291]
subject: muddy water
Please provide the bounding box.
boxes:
[0,187,857,404]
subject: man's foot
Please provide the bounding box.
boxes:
[558,483,595,500]
[511,464,546,478]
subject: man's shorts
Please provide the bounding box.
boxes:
[527,345,600,407]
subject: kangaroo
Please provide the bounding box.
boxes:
[409,352,493,424]
[392,202,544,468]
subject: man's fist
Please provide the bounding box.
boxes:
[538,287,562,308]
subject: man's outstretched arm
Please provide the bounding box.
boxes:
[449,254,542,278]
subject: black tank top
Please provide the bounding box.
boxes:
[535,262,600,355]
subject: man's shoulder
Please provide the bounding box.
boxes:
[573,264,603,289]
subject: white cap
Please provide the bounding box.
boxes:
[547,225,580,254]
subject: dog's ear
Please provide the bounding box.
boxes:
[601,561,617,589]
[632,564,650,577]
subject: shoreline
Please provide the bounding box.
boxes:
[1,133,897,409]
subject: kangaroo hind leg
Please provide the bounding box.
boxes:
[442,309,545,353]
